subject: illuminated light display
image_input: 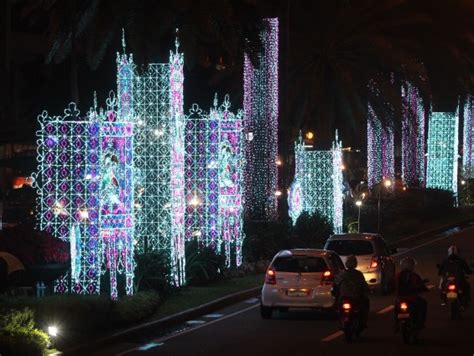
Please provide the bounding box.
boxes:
[185,95,244,267]
[288,133,343,233]
[462,95,474,178]
[426,111,459,195]
[401,82,426,186]
[243,18,279,220]
[35,88,135,299]
[367,103,395,189]
[132,36,186,285]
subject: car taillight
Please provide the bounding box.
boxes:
[321,270,334,285]
[400,302,408,311]
[370,256,378,268]
[265,268,276,285]
[342,303,351,310]
[448,284,456,291]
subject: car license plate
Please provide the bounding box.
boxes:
[447,292,457,299]
[397,313,410,319]
[287,290,309,297]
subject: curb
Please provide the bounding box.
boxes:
[64,285,261,355]
[389,217,474,248]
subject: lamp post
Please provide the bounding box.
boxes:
[377,179,392,232]
[356,200,362,233]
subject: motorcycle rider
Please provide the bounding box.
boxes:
[334,255,370,328]
[438,245,472,307]
[395,257,428,329]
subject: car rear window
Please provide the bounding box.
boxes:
[326,240,374,256]
[272,256,328,273]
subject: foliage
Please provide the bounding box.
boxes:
[291,212,333,248]
[185,240,226,286]
[0,308,50,356]
[0,223,70,266]
[134,252,173,296]
[242,219,291,263]
[112,291,160,325]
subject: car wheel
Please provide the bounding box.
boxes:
[260,304,273,319]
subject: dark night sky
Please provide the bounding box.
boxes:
[1,0,473,151]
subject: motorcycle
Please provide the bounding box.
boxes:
[339,298,365,342]
[395,278,429,345]
[442,275,467,320]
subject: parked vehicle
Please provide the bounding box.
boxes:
[324,233,396,294]
[260,249,345,319]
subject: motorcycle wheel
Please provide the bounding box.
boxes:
[343,326,353,342]
[450,300,459,320]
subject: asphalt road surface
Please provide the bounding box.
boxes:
[91,225,474,356]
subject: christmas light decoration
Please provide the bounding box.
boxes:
[132,36,186,285]
[401,82,426,186]
[243,18,279,220]
[288,133,343,233]
[184,95,244,267]
[35,88,135,299]
[462,95,474,178]
[367,103,395,189]
[426,111,459,195]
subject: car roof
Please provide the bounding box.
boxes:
[327,233,382,241]
[275,249,335,258]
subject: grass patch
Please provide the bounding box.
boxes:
[154,273,264,319]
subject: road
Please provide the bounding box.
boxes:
[90,225,474,356]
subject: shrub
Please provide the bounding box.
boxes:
[0,308,50,356]
[112,291,160,325]
[134,252,173,296]
[185,240,226,285]
[292,212,333,248]
[242,220,291,262]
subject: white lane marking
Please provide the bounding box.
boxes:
[244,298,259,304]
[321,330,344,342]
[186,320,206,325]
[137,342,163,351]
[117,304,259,356]
[393,226,474,257]
[204,313,224,318]
[427,284,435,290]
[377,305,394,314]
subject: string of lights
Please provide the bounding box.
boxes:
[426,111,459,195]
[462,95,474,178]
[401,81,426,186]
[243,18,279,220]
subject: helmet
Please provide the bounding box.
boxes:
[448,245,458,256]
[400,257,416,272]
[345,255,358,269]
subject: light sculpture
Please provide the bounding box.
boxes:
[288,133,343,233]
[462,96,474,178]
[367,103,395,190]
[401,82,426,186]
[35,89,135,299]
[426,111,458,195]
[185,95,244,267]
[243,18,279,220]
[132,36,186,285]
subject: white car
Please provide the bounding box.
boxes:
[260,249,345,319]
[324,233,396,294]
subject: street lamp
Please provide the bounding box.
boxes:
[377,179,392,232]
[355,200,362,233]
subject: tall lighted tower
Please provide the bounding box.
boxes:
[462,95,474,178]
[243,18,279,220]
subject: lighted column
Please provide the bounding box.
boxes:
[367,103,395,189]
[426,111,458,194]
[243,18,279,220]
[401,82,426,186]
[462,96,474,178]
